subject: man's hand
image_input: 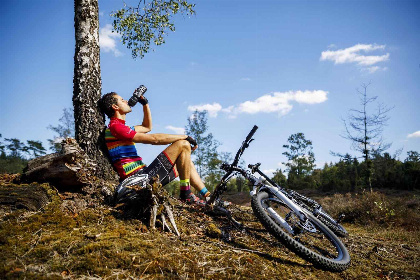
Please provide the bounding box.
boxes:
[186,136,198,151]
[139,96,148,106]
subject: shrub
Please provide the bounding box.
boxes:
[318,191,420,230]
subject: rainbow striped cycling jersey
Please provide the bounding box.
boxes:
[105,118,146,179]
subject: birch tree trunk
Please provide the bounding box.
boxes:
[73,0,115,180]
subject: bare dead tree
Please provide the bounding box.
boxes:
[342,82,393,192]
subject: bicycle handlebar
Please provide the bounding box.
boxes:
[245,125,258,143]
[232,125,258,166]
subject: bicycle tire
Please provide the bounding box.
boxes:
[251,191,350,272]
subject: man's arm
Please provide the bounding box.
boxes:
[134,99,152,133]
[132,133,187,145]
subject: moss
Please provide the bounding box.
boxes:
[1,182,419,279]
[205,223,222,238]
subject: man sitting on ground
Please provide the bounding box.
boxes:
[99,91,209,206]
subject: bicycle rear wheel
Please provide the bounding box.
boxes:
[251,191,350,272]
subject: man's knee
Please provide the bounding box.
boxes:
[174,139,191,152]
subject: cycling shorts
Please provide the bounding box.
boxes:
[141,151,178,185]
[117,151,178,185]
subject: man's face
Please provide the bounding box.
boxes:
[113,95,132,114]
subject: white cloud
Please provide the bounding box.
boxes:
[234,90,327,117]
[188,90,328,118]
[263,169,277,177]
[188,103,223,117]
[99,24,122,57]
[221,106,234,114]
[320,44,389,72]
[240,77,252,81]
[166,125,185,134]
[407,131,420,138]
[366,66,380,73]
[221,106,237,119]
[236,93,293,115]
[294,90,328,104]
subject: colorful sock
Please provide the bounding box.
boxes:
[179,179,191,199]
[199,187,210,198]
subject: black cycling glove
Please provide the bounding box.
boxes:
[186,136,197,146]
[139,97,148,106]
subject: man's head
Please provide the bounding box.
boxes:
[99,92,132,118]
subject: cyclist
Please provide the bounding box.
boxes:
[99,92,209,206]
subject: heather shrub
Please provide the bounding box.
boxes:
[318,191,420,230]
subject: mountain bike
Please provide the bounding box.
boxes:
[207,125,350,271]
[238,162,348,237]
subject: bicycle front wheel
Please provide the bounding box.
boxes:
[251,191,350,272]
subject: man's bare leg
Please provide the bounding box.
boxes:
[163,140,208,196]
[188,162,206,192]
[165,140,191,180]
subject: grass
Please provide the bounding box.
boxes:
[0,180,419,279]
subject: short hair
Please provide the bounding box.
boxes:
[99,92,118,118]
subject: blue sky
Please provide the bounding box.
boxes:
[1,0,419,175]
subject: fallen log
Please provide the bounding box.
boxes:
[0,183,51,216]
[21,138,116,190]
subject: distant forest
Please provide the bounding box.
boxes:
[1,132,418,193]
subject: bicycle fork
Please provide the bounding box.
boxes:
[251,179,308,235]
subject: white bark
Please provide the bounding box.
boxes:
[73,0,116,180]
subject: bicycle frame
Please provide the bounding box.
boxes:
[207,125,309,234]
